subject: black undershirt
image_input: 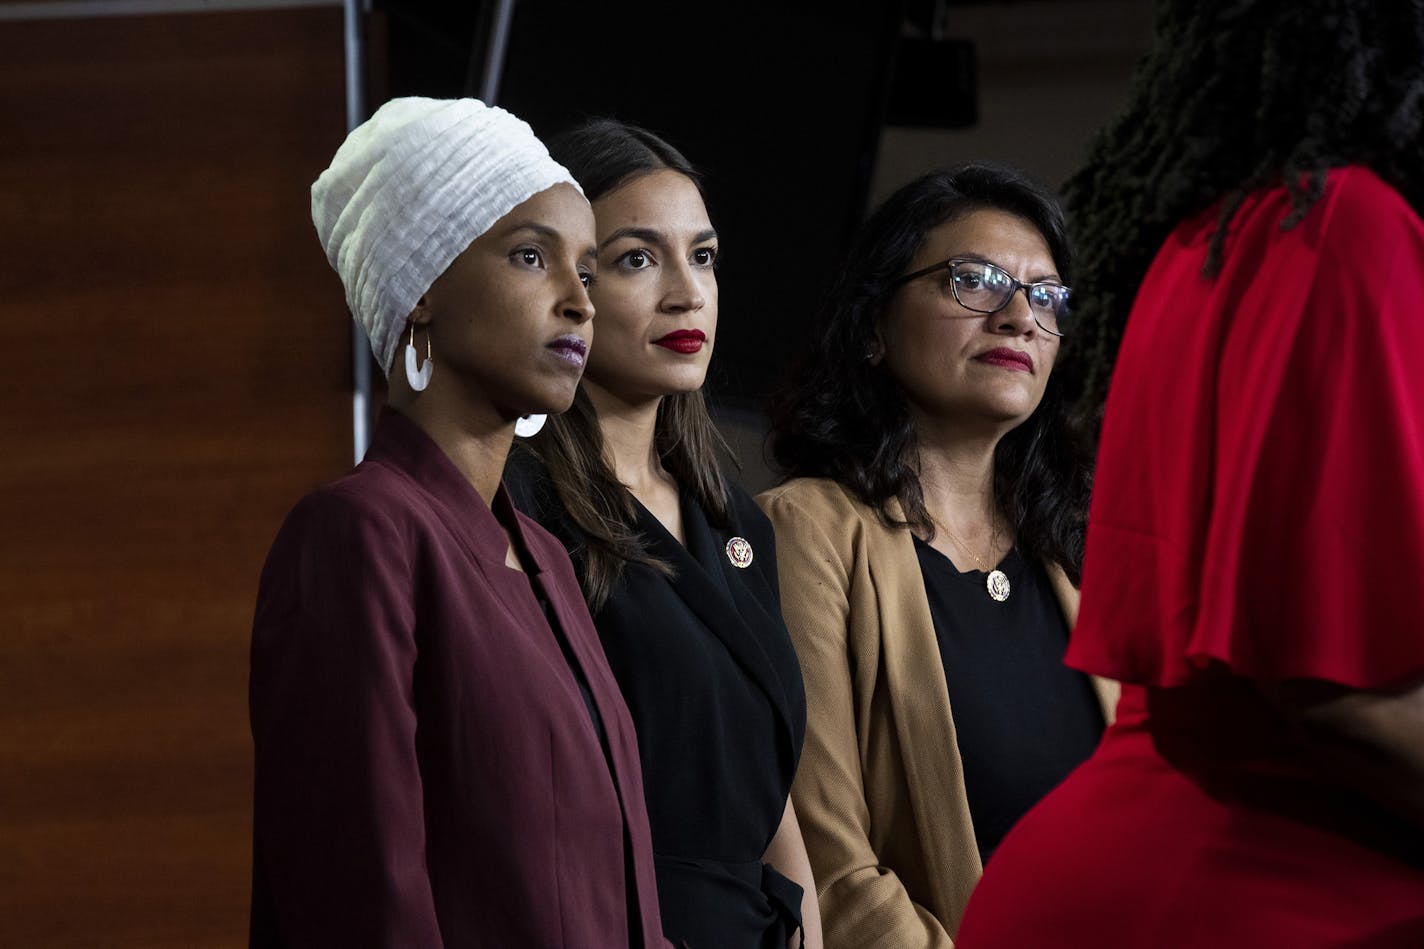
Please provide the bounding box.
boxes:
[531,587,608,749]
[913,538,1104,864]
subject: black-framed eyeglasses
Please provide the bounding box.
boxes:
[893,257,1071,337]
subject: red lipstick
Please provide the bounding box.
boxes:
[653,329,706,354]
[975,347,1033,372]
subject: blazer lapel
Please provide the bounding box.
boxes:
[367,413,625,781]
[503,499,627,751]
[637,497,800,760]
[868,496,984,894]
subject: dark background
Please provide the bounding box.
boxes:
[0,1,1150,944]
[377,0,905,407]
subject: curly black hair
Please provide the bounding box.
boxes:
[767,162,1093,583]
[1065,0,1424,413]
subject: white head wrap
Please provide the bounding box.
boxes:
[311,97,582,372]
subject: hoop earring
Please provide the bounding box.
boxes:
[514,414,546,438]
[405,324,433,392]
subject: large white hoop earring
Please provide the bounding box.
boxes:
[514,414,546,438]
[404,324,433,392]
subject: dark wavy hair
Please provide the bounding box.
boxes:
[523,119,732,610]
[1065,0,1424,413]
[768,162,1093,583]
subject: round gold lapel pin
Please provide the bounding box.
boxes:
[725,536,754,569]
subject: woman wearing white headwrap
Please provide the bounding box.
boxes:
[250,98,671,949]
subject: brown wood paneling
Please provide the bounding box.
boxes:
[0,8,350,946]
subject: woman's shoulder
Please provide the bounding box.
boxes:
[1227,165,1422,255]
[722,479,771,529]
[1327,165,1414,209]
[1275,165,1424,329]
[1317,165,1424,247]
[755,478,903,564]
[260,470,420,587]
[756,476,872,525]
[283,462,414,536]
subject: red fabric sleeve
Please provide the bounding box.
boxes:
[1071,167,1424,689]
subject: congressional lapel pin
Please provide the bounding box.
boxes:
[725,536,754,569]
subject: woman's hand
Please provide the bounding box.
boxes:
[764,797,824,949]
[1269,675,1424,827]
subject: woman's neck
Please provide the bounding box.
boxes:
[913,412,1003,536]
[583,382,685,543]
[915,427,1013,571]
[388,392,512,505]
[582,383,672,495]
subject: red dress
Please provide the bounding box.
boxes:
[956,166,1424,947]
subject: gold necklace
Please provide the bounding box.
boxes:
[929,511,1012,602]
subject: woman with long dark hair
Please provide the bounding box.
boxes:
[760,162,1116,946]
[250,99,670,948]
[507,119,820,949]
[956,1,1424,945]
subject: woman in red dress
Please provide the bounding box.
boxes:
[955,2,1424,946]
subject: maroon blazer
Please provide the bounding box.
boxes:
[249,410,668,948]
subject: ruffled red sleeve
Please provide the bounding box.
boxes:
[1068,167,1424,690]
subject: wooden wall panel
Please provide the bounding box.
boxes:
[0,8,350,946]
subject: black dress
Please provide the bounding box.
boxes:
[508,457,808,949]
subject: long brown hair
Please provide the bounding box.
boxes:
[527,119,732,610]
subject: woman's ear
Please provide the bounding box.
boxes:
[408,294,433,328]
[866,321,887,366]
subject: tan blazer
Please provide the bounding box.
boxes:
[758,478,1118,948]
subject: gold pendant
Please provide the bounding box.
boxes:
[986,569,1011,602]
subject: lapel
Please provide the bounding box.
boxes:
[512,499,651,799]
[365,411,628,790]
[635,494,800,760]
[865,495,983,884]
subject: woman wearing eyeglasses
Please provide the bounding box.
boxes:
[759,162,1116,947]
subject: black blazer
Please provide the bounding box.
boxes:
[508,453,807,949]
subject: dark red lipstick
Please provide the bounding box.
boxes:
[975,347,1033,372]
[653,329,706,354]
